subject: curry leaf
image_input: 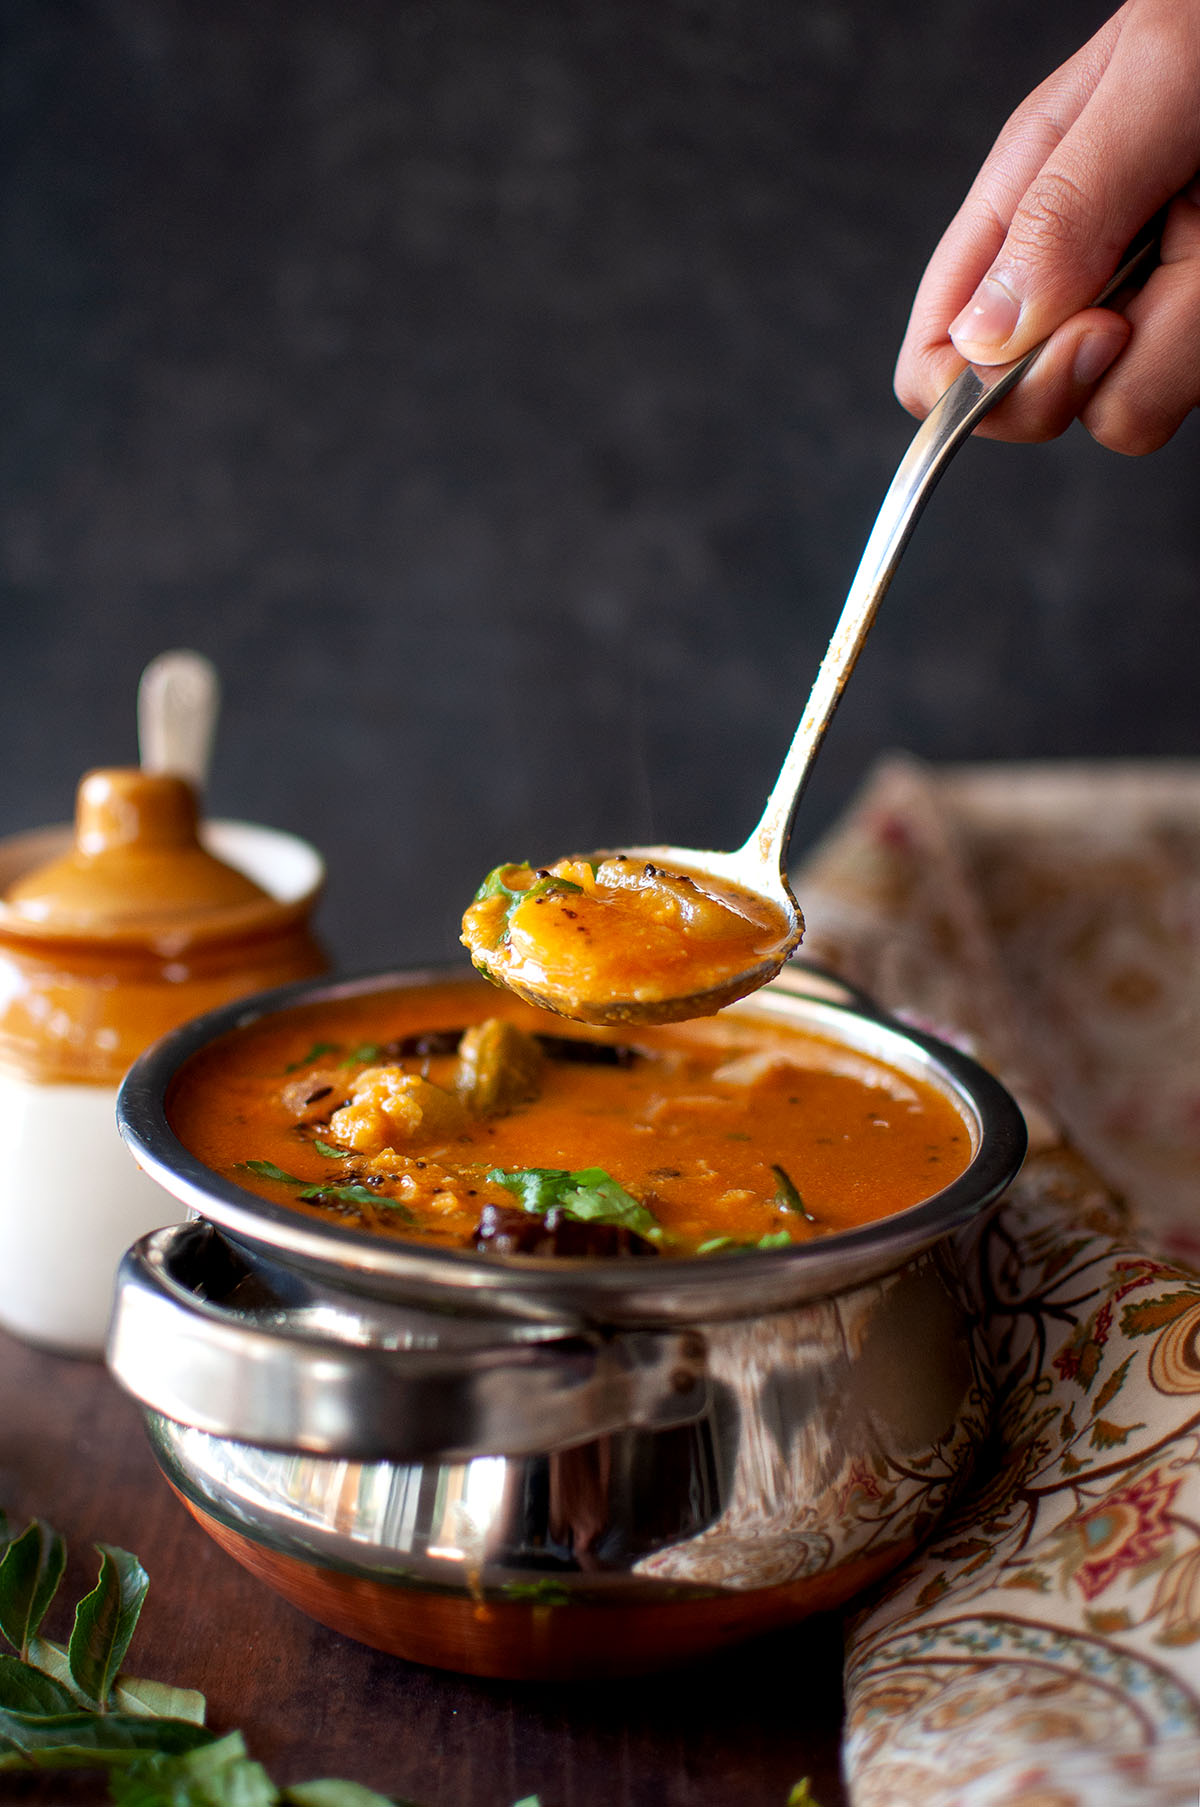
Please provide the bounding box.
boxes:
[0,1652,76,1715]
[112,1675,208,1726]
[234,1160,304,1187]
[284,1043,341,1074]
[0,1519,66,1657]
[0,1705,211,1767]
[296,1185,414,1217]
[310,1141,352,1161]
[771,1164,818,1223]
[285,1783,407,1806]
[68,1546,149,1709]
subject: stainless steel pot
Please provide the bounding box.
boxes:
[109,961,1026,1678]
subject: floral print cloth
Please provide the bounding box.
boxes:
[794,757,1200,1807]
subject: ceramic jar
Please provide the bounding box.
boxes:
[0,767,326,1355]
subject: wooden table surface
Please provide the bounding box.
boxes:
[0,1326,848,1807]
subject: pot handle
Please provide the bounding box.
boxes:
[107,1222,709,1463]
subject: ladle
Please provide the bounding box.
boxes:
[473,228,1161,1026]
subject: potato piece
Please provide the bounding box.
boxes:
[328,1066,468,1154]
[456,1018,544,1117]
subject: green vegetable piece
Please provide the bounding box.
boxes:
[0,1519,66,1658]
[310,1140,352,1161]
[771,1164,818,1223]
[487,1166,661,1240]
[67,1545,149,1710]
[456,1019,544,1117]
[234,1160,303,1187]
[341,1044,382,1067]
[474,863,529,903]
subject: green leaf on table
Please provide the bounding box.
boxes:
[68,1545,149,1708]
[108,1732,272,1804]
[487,1165,661,1240]
[113,1673,208,1726]
[0,1652,77,1715]
[0,1519,66,1657]
[284,1781,403,1806]
[25,1634,205,1724]
[0,1705,211,1767]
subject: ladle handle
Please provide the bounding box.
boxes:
[748,215,1164,871]
[138,649,221,791]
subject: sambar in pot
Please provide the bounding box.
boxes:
[109,961,1026,1679]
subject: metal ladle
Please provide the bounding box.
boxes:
[479,228,1161,1025]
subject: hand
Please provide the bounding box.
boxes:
[894,0,1200,453]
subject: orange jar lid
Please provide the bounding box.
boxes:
[2,769,288,949]
[0,769,326,1083]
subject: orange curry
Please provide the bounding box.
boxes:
[168,976,972,1258]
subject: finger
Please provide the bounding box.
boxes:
[969,309,1131,442]
[1081,181,1200,452]
[895,18,1124,416]
[949,0,1200,365]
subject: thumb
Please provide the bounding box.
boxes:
[949,11,1200,363]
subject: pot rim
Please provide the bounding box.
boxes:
[116,959,1027,1325]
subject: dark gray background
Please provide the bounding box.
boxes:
[4,0,1197,973]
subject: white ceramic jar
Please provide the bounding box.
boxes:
[0,770,326,1356]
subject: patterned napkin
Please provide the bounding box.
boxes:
[794,756,1200,1807]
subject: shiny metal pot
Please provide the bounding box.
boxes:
[109,962,1026,1678]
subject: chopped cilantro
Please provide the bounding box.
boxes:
[696,1230,795,1255]
[487,1165,661,1241]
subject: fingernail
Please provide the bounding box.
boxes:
[1072,331,1122,389]
[949,274,1022,355]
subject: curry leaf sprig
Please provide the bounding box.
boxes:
[0,1507,544,1807]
